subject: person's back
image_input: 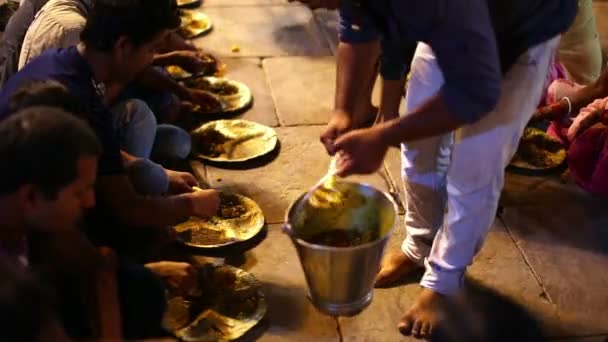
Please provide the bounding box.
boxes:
[18,0,90,69]
[0,0,48,88]
[0,260,71,342]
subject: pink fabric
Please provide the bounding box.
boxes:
[552,96,608,196]
[568,127,608,195]
[542,76,608,196]
[539,60,569,106]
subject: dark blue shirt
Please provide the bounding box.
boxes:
[0,46,124,175]
[338,0,577,123]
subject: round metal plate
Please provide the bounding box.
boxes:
[163,264,267,341]
[191,119,278,162]
[178,10,212,39]
[509,127,567,173]
[185,76,253,114]
[174,193,265,249]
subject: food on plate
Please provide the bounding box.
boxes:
[177,10,212,38]
[166,54,218,79]
[511,128,566,169]
[186,77,239,96]
[218,193,247,219]
[174,193,263,248]
[163,265,266,341]
[194,129,229,157]
[190,92,224,114]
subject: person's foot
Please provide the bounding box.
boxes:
[374,251,421,288]
[398,288,444,339]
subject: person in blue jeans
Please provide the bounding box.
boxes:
[0,0,220,255]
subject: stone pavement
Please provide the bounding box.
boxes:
[186,1,608,341]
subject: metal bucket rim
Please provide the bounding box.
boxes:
[284,180,398,252]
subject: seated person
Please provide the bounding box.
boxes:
[17,0,221,123]
[0,259,71,342]
[0,106,198,339]
[0,0,220,255]
[0,0,49,88]
[533,65,608,196]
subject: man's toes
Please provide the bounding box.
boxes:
[398,315,414,336]
[411,320,423,339]
[420,322,431,339]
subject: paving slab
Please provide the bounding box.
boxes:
[501,187,608,336]
[312,9,339,55]
[264,56,335,125]
[467,220,562,337]
[338,225,420,342]
[205,126,392,224]
[500,172,550,207]
[192,6,331,57]
[339,219,559,340]
[221,57,279,127]
[233,225,340,342]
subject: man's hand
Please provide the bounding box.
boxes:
[188,188,221,217]
[334,125,389,177]
[166,170,198,194]
[185,88,224,113]
[144,261,198,296]
[162,31,198,52]
[321,110,352,155]
[288,0,339,10]
[166,50,219,75]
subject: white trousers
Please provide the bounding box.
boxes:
[400,37,560,295]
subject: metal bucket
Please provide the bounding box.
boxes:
[284,181,397,316]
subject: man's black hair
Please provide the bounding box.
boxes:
[80,0,181,51]
[0,107,101,198]
[8,79,87,116]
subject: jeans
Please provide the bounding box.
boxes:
[400,37,560,294]
[111,99,191,195]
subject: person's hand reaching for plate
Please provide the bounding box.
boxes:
[145,261,198,296]
[166,169,198,194]
[188,188,221,217]
[169,50,219,75]
[185,88,224,113]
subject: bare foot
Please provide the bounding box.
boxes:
[374,251,421,288]
[398,288,444,339]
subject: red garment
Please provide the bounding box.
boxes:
[568,127,608,195]
[543,79,608,196]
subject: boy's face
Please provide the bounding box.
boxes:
[24,156,97,232]
[111,30,171,82]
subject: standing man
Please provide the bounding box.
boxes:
[293,0,576,339]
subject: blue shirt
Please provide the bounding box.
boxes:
[0,47,124,175]
[338,0,577,123]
